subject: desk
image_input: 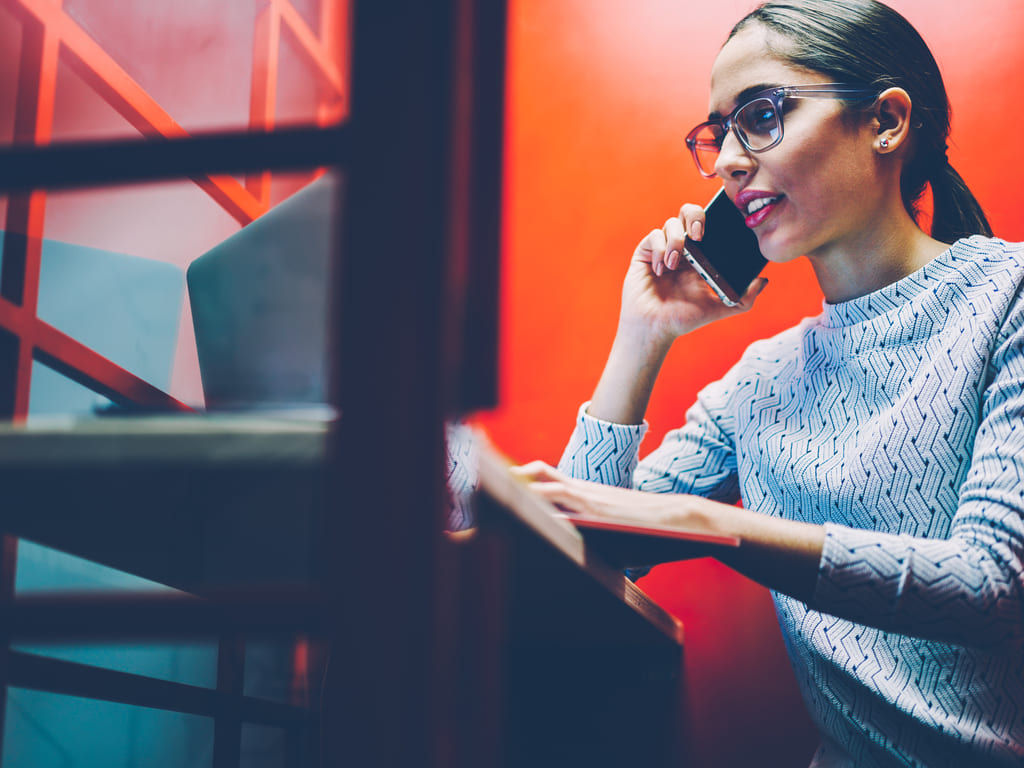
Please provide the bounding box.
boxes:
[0,416,685,767]
[452,443,686,767]
[0,413,330,593]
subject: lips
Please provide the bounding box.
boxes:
[735,189,784,228]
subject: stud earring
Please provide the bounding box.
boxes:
[880,138,890,149]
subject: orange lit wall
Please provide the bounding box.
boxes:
[483,1,1024,765]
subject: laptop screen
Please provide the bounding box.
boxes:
[187,173,341,411]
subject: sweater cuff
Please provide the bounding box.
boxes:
[557,402,648,488]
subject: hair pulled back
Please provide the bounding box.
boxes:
[729,0,991,244]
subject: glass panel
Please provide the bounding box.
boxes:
[11,640,220,689]
[241,723,288,768]
[244,638,296,704]
[289,0,323,33]
[277,8,346,128]
[62,0,256,137]
[14,539,220,688]
[28,361,115,419]
[43,178,242,273]
[33,170,334,411]
[3,689,214,768]
[0,169,336,414]
[33,241,186,400]
[0,0,348,147]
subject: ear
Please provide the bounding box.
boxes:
[872,87,913,154]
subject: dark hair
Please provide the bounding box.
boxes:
[729,0,991,244]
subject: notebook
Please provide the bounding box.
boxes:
[186,173,341,412]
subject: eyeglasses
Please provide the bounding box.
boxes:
[685,83,880,178]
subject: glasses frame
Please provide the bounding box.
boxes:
[685,83,881,178]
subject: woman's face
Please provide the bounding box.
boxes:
[709,24,882,264]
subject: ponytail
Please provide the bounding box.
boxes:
[927,162,992,244]
[902,121,992,244]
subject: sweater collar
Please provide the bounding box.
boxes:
[818,238,968,328]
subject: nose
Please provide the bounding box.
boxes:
[714,129,755,180]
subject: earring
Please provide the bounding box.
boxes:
[880,138,890,150]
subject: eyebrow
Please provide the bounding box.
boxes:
[708,83,780,120]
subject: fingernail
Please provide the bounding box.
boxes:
[655,262,664,277]
[667,250,680,270]
[690,221,703,240]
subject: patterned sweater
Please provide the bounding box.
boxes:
[559,236,1024,767]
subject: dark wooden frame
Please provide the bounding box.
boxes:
[0,1,507,767]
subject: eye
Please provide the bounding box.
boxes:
[738,99,778,135]
[752,107,775,126]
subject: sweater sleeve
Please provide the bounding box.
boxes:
[558,389,741,504]
[811,294,1024,651]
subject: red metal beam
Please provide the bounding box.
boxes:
[1,6,58,419]
[32,317,194,411]
[246,4,281,206]
[0,297,191,412]
[277,0,347,99]
[5,0,266,225]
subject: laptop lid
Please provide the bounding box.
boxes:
[186,173,341,411]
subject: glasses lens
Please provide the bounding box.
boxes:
[689,124,724,176]
[734,98,780,151]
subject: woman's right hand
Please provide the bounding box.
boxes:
[620,202,767,348]
[586,201,768,426]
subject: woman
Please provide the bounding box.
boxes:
[517,1,1024,765]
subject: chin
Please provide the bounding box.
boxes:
[755,232,803,265]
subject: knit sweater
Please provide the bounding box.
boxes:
[559,236,1024,767]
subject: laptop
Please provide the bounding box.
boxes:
[186,173,341,411]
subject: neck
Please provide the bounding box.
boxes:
[808,205,949,304]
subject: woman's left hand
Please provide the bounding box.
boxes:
[511,460,722,532]
[512,461,826,600]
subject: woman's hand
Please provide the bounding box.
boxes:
[622,203,767,346]
[585,203,768,425]
[512,461,825,601]
[512,461,722,532]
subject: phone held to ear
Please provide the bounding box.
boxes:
[683,187,767,307]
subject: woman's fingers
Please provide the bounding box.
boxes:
[635,228,668,275]
[678,203,705,243]
[662,216,687,272]
[527,477,604,517]
[640,204,706,276]
[510,460,563,483]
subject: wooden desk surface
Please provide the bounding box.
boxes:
[0,413,332,592]
[0,415,682,649]
[473,440,684,647]
[0,411,331,465]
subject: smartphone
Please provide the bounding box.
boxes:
[683,187,767,307]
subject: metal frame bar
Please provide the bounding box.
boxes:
[0,125,349,193]
[8,650,314,727]
[3,590,326,640]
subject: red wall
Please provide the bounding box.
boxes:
[481,1,1024,765]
